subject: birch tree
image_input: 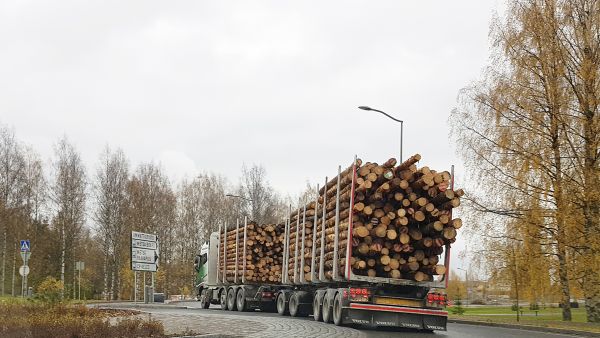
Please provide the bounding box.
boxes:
[93,146,129,300]
[50,137,86,298]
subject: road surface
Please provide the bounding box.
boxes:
[98,301,586,338]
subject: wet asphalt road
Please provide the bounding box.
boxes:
[120,301,585,338]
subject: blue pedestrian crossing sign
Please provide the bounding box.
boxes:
[20,240,30,252]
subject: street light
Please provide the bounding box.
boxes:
[457,267,469,306]
[225,194,253,202]
[358,106,404,163]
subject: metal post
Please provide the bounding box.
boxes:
[284,216,290,284]
[400,121,403,163]
[345,156,358,280]
[310,184,319,282]
[234,219,239,284]
[217,224,222,283]
[333,166,341,280]
[319,177,327,281]
[242,217,247,284]
[299,203,307,283]
[293,202,300,284]
[78,266,81,300]
[134,271,137,303]
[222,223,227,284]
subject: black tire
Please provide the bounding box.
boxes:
[200,289,210,309]
[236,288,247,312]
[313,294,322,321]
[322,293,333,323]
[220,289,228,310]
[277,292,289,315]
[332,292,344,326]
[289,292,300,317]
[227,288,237,311]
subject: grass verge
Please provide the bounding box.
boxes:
[449,306,600,334]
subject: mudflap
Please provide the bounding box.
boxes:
[345,309,447,331]
[423,314,447,331]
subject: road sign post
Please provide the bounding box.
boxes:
[131,231,159,303]
[75,261,84,300]
[20,240,31,298]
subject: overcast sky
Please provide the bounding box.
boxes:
[1,1,504,275]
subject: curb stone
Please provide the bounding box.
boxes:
[449,319,600,337]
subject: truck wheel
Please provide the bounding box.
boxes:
[322,293,333,323]
[289,292,300,317]
[236,288,247,312]
[227,288,237,311]
[220,289,228,310]
[276,292,289,315]
[312,295,322,321]
[200,289,210,309]
[332,292,344,326]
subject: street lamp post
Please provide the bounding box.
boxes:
[358,106,404,163]
[457,267,469,307]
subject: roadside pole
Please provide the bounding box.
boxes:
[134,272,137,303]
[19,240,31,298]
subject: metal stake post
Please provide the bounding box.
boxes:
[310,185,319,282]
[333,166,341,280]
[319,177,327,281]
[299,203,307,283]
[293,202,300,284]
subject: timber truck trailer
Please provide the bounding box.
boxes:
[194,157,453,331]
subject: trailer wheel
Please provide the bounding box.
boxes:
[332,292,344,326]
[312,295,322,321]
[322,293,333,323]
[276,292,289,315]
[288,292,300,317]
[236,288,247,312]
[227,288,237,311]
[200,289,210,309]
[220,289,228,310]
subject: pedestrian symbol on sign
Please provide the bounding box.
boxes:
[20,240,30,252]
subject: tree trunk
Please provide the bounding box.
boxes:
[60,223,65,299]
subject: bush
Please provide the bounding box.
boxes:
[529,303,540,310]
[450,298,466,315]
[0,301,164,338]
[36,277,64,305]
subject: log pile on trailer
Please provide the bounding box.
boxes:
[219,221,284,283]
[285,154,462,283]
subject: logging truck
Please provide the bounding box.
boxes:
[194,155,457,331]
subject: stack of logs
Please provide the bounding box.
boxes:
[287,154,462,283]
[219,221,285,283]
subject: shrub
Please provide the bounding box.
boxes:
[450,297,466,315]
[529,303,540,310]
[36,276,64,305]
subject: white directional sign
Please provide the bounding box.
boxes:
[132,231,157,242]
[132,248,158,263]
[132,262,157,272]
[132,239,157,250]
[131,231,159,272]
[19,265,30,276]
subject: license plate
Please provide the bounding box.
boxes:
[373,297,423,308]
